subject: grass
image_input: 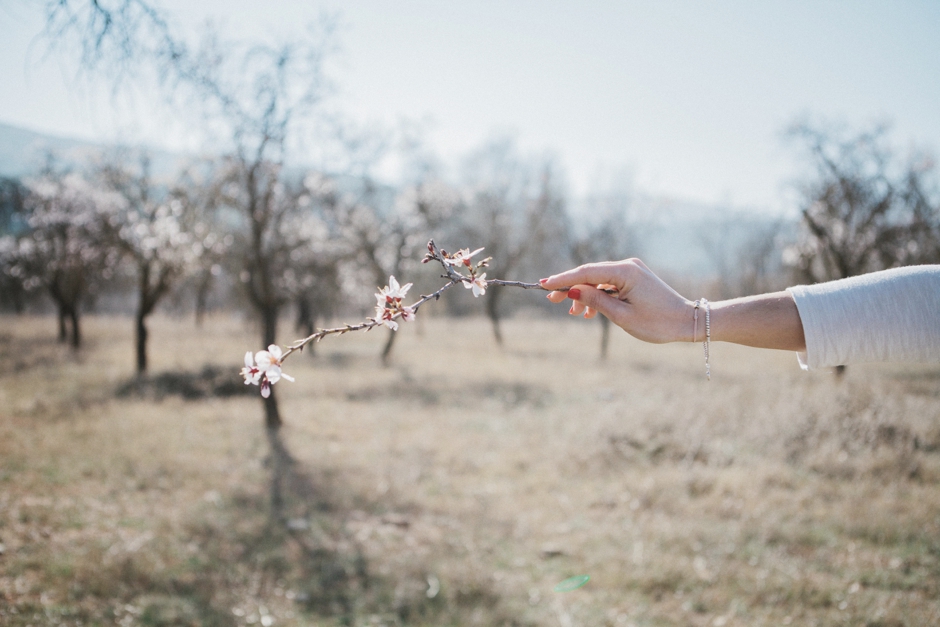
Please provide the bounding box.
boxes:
[1,312,939,626]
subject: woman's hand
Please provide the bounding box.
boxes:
[541,259,694,343]
[541,258,807,351]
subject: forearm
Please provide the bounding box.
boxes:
[706,292,806,352]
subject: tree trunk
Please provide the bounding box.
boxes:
[10,285,25,314]
[262,305,279,347]
[486,289,504,346]
[381,328,398,367]
[296,296,313,335]
[135,310,148,374]
[295,297,317,356]
[195,272,212,328]
[261,305,281,430]
[264,388,282,431]
[69,306,81,349]
[58,305,68,343]
[600,315,611,361]
[264,422,293,517]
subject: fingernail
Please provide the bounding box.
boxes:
[568,305,576,315]
[568,288,581,300]
[539,278,548,284]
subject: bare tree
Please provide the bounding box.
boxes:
[570,186,637,359]
[162,22,332,430]
[733,220,789,297]
[894,154,940,265]
[459,139,569,345]
[785,121,940,376]
[786,122,936,282]
[38,0,348,522]
[170,159,234,328]
[327,171,455,364]
[41,0,183,89]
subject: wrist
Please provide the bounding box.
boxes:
[686,299,703,343]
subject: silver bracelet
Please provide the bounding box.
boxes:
[693,299,711,381]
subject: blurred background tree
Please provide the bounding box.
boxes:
[458,138,569,345]
[786,121,940,283]
[11,169,122,348]
[570,184,637,360]
[96,151,196,374]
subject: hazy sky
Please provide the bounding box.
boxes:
[2,0,939,213]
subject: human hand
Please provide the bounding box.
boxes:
[541,259,694,344]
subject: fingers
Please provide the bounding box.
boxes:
[546,290,569,303]
[540,261,636,292]
[564,284,628,322]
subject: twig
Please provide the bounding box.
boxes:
[279,278,459,361]
[272,239,615,365]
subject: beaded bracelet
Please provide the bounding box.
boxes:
[693,299,711,381]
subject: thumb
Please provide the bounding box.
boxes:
[569,284,627,321]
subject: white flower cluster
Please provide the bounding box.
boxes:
[443,247,488,297]
[241,345,295,398]
[374,276,415,331]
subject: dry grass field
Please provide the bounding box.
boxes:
[1,312,940,626]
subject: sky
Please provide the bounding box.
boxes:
[2,0,940,214]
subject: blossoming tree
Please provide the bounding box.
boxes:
[97,153,198,373]
[11,172,122,348]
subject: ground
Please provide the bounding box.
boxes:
[1,313,939,626]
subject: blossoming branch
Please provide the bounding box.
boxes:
[241,240,557,396]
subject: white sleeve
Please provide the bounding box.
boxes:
[786,265,940,370]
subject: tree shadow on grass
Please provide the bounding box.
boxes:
[170,429,516,626]
[115,365,254,400]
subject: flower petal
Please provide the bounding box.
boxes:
[255,350,272,369]
[244,351,254,367]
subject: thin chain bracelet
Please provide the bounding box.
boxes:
[692,298,711,381]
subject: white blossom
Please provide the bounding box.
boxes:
[444,247,485,268]
[376,275,412,304]
[465,273,488,297]
[241,351,262,385]
[373,276,417,331]
[246,345,294,397]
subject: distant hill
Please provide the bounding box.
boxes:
[0,121,186,178]
[0,121,90,176]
